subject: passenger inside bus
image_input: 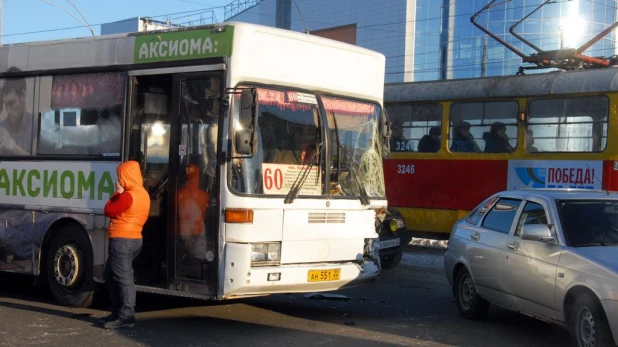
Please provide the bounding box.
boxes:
[483,121,514,153]
[177,164,209,261]
[450,121,480,153]
[417,126,441,152]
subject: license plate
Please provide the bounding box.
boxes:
[379,238,401,249]
[307,269,341,282]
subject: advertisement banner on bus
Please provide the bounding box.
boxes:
[507,160,603,190]
[0,161,119,211]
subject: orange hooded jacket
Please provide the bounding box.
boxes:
[177,164,209,237]
[105,161,150,239]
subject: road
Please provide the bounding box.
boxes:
[0,248,573,347]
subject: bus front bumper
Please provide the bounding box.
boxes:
[222,256,380,298]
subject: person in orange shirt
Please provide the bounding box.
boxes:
[99,161,150,329]
[178,164,209,260]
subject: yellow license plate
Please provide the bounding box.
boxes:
[307,269,341,282]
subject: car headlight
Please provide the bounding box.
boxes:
[251,243,281,265]
[388,217,406,233]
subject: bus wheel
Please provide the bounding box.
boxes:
[46,224,94,308]
[380,251,403,270]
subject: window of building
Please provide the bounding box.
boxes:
[37,72,124,156]
[527,96,608,153]
[481,198,522,234]
[385,103,442,153]
[449,100,518,153]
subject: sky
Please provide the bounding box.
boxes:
[2,0,234,44]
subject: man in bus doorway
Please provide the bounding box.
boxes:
[100,160,150,329]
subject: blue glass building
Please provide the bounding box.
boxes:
[228,0,618,82]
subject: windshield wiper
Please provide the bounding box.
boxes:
[351,169,370,206]
[284,142,323,204]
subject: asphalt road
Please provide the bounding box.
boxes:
[0,248,574,347]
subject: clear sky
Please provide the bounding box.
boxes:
[3,0,233,44]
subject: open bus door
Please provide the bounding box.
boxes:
[126,71,222,298]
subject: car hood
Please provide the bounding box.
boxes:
[565,247,618,275]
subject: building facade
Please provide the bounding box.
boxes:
[228,0,618,82]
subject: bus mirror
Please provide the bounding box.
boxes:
[235,130,252,155]
[381,110,391,158]
[240,89,258,128]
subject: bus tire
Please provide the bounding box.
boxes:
[46,223,94,308]
[380,251,403,270]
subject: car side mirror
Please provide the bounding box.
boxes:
[521,224,554,242]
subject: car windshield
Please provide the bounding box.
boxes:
[557,199,618,247]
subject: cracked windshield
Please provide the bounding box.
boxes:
[324,96,385,198]
[230,87,322,196]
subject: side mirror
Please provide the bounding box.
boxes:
[235,130,252,155]
[240,89,258,128]
[521,224,554,242]
[381,109,391,158]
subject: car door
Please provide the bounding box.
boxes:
[467,197,522,301]
[502,198,561,321]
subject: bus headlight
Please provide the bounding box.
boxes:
[251,243,281,265]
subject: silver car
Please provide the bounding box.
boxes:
[444,189,618,347]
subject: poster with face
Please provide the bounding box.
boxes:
[0,67,34,156]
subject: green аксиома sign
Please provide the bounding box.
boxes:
[134,26,234,64]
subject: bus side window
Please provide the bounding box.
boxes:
[37,73,124,157]
[527,96,608,153]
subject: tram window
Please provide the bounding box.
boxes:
[449,101,518,153]
[527,96,608,153]
[384,104,442,153]
[37,72,124,156]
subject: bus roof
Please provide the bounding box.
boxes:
[384,69,618,103]
[0,21,385,103]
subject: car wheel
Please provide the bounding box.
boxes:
[454,267,488,320]
[46,224,94,308]
[569,293,614,347]
[380,251,403,270]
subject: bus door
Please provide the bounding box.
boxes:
[127,71,221,297]
[172,73,220,295]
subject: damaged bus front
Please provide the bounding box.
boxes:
[222,87,388,297]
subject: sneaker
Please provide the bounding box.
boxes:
[98,313,118,324]
[103,318,135,329]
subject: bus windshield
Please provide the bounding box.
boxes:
[230,87,323,196]
[324,96,385,199]
[229,88,385,199]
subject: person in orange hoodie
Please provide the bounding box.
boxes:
[178,164,209,260]
[99,160,150,329]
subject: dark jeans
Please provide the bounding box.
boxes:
[103,238,143,321]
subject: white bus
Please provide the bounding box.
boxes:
[0,22,389,307]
